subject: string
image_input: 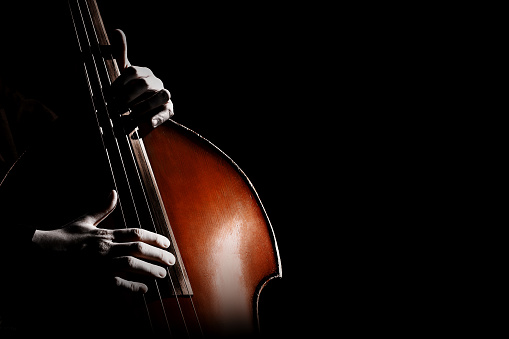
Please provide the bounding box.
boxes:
[82,1,203,336]
[81,0,204,336]
[67,0,129,239]
[73,1,205,336]
[73,0,168,334]
[77,0,144,231]
[68,0,155,331]
[77,0,175,335]
[133,138,196,337]
[132,136,203,337]
[69,0,162,334]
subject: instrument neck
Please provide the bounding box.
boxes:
[69,0,137,228]
[69,0,193,297]
[84,0,120,82]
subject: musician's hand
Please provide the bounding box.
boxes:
[31,190,175,294]
[109,29,174,137]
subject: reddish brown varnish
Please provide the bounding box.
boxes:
[142,121,281,336]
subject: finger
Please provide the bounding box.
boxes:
[119,77,165,107]
[110,242,175,266]
[113,276,148,294]
[111,256,167,278]
[130,89,171,120]
[110,66,155,95]
[150,107,172,128]
[112,228,170,249]
[135,104,173,138]
[110,29,130,70]
[81,190,118,226]
[150,99,174,127]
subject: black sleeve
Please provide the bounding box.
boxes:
[0,82,58,179]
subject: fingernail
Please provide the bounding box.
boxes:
[168,253,176,266]
[152,117,162,128]
[159,268,167,278]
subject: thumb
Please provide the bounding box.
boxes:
[111,29,130,70]
[86,190,118,226]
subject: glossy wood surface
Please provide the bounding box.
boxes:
[141,120,281,336]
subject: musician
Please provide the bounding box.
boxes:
[0,28,178,336]
[2,1,285,337]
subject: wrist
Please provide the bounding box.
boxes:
[32,229,51,249]
[32,229,64,251]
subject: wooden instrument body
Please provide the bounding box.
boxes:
[0,118,281,337]
[143,121,281,336]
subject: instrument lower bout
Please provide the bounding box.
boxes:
[137,120,281,336]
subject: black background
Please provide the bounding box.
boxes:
[1,1,335,336]
[2,1,472,337]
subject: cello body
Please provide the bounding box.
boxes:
[142,121,281,336]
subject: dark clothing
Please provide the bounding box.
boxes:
[0,81,119,337]
[1,80,57,179]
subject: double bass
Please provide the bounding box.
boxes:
[0,0,281,337]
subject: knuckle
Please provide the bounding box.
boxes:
[159,88,171,101]
[93,228,109,236]
[87,238,111,256]
[114,277,123,287]
[155,77,164,90]
[126,66,137,76]
[128,281,137,292]
[135,78,149,90]
[132,283,143,292]
[131,228,143,240]
[134,241,145,254]
[138,66,150,75]
[156,249,165,261]
[97,240,111,255]
[113,277,140,293]
[125,256,136,268]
